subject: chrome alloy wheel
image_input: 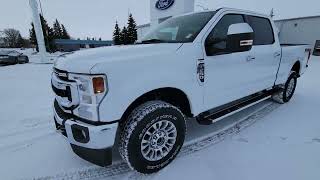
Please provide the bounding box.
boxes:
[140,120,177,161]
[286,78,296,98]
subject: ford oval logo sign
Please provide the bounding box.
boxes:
[155,0,174,10]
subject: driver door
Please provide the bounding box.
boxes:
[203,14,258,110]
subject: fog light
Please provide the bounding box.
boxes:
[71,124,90,143]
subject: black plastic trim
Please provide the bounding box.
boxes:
[54,99,120,126]
[227,32,254,53]
[71,144,113,167]
[51,80,72,102]
[54,116,67,137]
[53,68,70,82]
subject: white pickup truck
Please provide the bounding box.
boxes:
[52,8,312,173]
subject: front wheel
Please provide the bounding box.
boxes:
[119,101,186,174]
[272,71,298,103]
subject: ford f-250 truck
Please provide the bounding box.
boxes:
[52,8,312,174]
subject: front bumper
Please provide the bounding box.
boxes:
[54,100,118,166]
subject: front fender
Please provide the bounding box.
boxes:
[97,66,202,123]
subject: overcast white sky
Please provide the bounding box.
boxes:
[0,0,319,40]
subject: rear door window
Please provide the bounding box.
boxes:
[247,16,275,45]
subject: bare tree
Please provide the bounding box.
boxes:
[3,28,22,48]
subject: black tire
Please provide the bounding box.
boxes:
[119,101,186,174]
[25,57,29,64]
[272,71,298,104]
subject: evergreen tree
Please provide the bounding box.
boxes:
[29,23,38,51]
[127,14,138,44]
[61,24,71,39]
[29,16,55,52]
[113,21,121,45]
[17,33,25,48]
[120,26,128,45]
[53,19,63,39]
[39,14,55,52]
[29,16,71,52]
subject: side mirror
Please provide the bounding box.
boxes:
[227,23,254,53]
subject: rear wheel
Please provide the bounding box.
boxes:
[119,101,186,174]
[272,71,298,103]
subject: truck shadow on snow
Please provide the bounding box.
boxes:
[35,99,280,180]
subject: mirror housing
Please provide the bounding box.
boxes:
[227,23,254,53]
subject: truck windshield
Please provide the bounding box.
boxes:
[139,11,216,44]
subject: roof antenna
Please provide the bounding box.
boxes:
[270,8,275,18]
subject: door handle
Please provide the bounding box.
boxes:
[247,56,255,62]
[274,52,281,57]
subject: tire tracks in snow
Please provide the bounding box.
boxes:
[0,122,54,152]
[31,102,280,180]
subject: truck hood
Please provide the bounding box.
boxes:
[54,43,183,74]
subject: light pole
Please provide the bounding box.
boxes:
[38,0,44,15]
[29,0,49,63]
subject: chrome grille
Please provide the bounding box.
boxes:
[53,68,69,81]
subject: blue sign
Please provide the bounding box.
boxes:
[155,0,175,10]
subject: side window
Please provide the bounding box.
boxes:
[247,16,275,45]
[158,27,179,40]
[205,14,245,56]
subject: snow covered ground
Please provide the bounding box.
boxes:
[0,55,319,180]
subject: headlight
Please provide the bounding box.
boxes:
[68,73,108,121]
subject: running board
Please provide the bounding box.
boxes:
[196,90,276,125]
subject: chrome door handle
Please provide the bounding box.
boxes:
[247,56,255,62]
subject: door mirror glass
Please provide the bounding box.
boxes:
[226,23,254,53]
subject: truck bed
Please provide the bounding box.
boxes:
[277,44,312,85]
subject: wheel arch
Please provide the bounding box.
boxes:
[120,87,193,123]
[291,61,301,75]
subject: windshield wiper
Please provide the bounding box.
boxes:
[138,39,167,44]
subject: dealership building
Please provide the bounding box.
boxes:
[138,0,320,56]
[274,16,320,56]
[137,0,195,39]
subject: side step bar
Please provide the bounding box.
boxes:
[196,89,280,125]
